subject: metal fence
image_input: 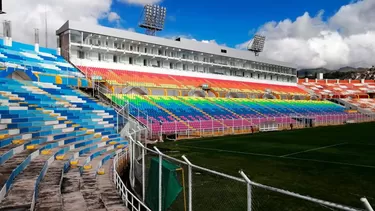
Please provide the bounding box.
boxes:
[122,127,374,211]
[144,113,375,140]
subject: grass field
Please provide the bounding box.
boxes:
[157,122,375,211]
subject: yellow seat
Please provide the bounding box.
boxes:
[12,139,24,145]
[50,113,59,117]
[70,160,78,166]
[83,164,92,170]
[65,121,73,124]
[26,145,37,150]
[79,127,87,131]
[86,131,94,134]
[58,117,66,120]
[56,154,65,160]
[0,134,9,140]
[97,168,105,175]
[41,149,51,155]
[102,137,109,142]
[109,141,117,145]
[117,144,125,149]
[94,134,102,138]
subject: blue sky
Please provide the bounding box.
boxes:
[100,0,352,47]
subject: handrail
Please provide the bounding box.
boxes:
[113,151,151,211]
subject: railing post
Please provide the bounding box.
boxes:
[137,141,146,202]
[199,119,202,137]
[239,170,252,211]
[232,118,234,134]
[182,155,193,211]
[361,198,374,211]
[188,120,190,138]
[117,112,119,133]
[154,147,163,211]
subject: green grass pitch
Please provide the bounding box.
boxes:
[157,122,375,211]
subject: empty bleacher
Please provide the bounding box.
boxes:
[0,78,126,210]
[79,66,306,96]
[0,40,88,87]
[299,79,375,98]
[342,98,375,113]
[106,93,348,134]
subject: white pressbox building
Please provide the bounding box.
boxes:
[56,20,297,85]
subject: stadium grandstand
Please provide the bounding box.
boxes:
[0,10,374,211]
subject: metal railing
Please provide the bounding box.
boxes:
[113,150,151,211]
[126,129,374,211]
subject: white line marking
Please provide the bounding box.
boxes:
[279,142,348,158]
[177,144,375,169]
[177,145,277,157]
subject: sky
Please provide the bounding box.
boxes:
[1,0,375,70]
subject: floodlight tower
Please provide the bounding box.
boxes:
[139,4,167,36]
[248,34,266,56]
[0,0,6,14]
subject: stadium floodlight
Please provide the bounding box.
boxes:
[0,0,5,14]
[248,34,266,56]
[139,4,167,36]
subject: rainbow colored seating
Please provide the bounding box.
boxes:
[0,78,126,210]
[78,66,307,95]
[0,40,88,87]
[106,93,348,134]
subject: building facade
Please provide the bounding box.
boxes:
[56,20,297,85]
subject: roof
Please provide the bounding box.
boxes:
[56,20,296,69]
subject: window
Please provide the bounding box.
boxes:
[105,40,108,46]
[89,39,93,45]
[170,63,173,69]
[137,46,140,52]
[194,56,198,61]
[157,61,161,67]
[98,53,102,61]
[183,64,187,70]
[97,40,101,46]
[130,45,133,51]
[122,43,125,49]
[270,75,273,80]
[264,75,266,79]
[114,42,118,49]
[221,49,227,53]
[182,54,186,59]
[243,72,245,77]
[78,51,84,59]
[113,55,118,63]
[257,74,260,79]
[143,59,147,66]
[194,66,198,71]
[158,49,162,55]
[145,48,148,53]
[250,73,253,78]
[129,57,133,64]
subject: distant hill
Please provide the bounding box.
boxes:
[298,66,374,79]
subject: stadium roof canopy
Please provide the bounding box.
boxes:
[57,20,296,69]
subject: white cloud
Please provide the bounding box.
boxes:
[0,0,118,48]
[108,12,121,22]
[237,0,375,69]
[118,0,162,6]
